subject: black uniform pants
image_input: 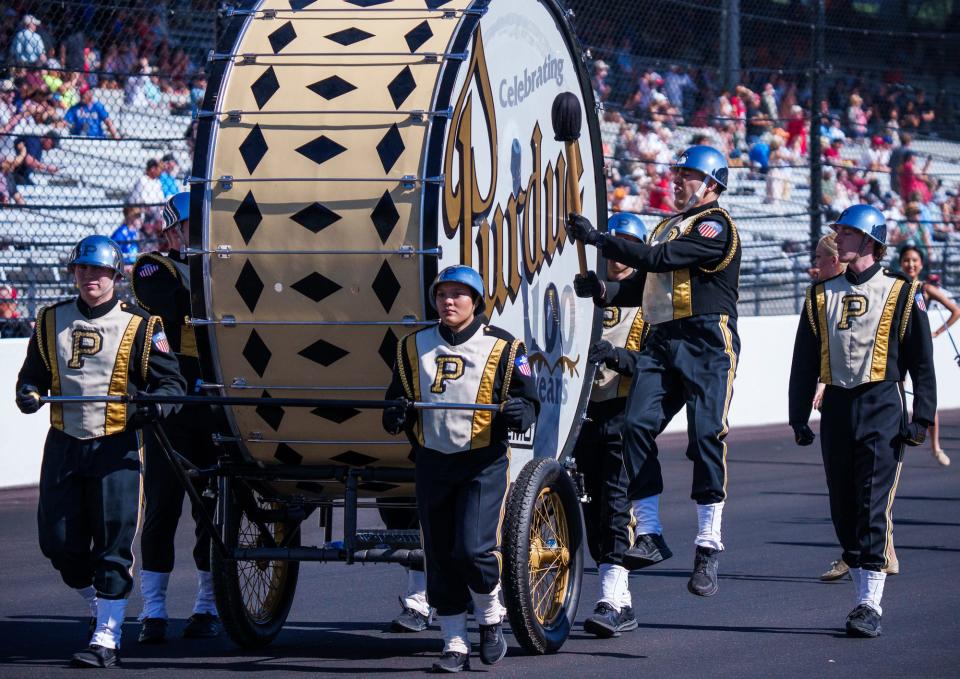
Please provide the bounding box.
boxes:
[820,381,904,572]
[415,446,508,616]
[377,497,423,573]
[140,404,218,573]
[37,427,143,599]
[622,314,739,505]
[574,398,633,567]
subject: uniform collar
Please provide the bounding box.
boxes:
[844,262,883,285]
[682,200,720,220]
[76,296,118,319]
[438,314,485,346]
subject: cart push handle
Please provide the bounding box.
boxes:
[39,394,503,412]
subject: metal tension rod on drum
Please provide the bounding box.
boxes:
[40,394,503,412]
[196,108,453,123]
[186,175,444,190]
[184,245,442,258]
[186,318,439,328]
[226,6,487,18]
[207,51,467,64]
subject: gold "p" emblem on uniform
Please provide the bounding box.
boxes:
[837,295,868,330]
[68,329,103,368]
[431,355,465,394]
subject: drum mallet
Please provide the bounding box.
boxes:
[552,91,588,276]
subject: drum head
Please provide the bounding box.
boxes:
[192,0,604,498]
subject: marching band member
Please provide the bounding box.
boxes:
[383,265,539,673]
[16,235,185,667]
[569,145,741,597]
[132,191,223,642]
[789,205,936,638]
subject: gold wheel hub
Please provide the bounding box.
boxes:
[527,486,571,625]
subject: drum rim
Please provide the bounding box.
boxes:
[191,0,606,469]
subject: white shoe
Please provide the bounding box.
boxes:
[933,448,951,466]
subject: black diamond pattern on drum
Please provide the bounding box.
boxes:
[326,27,374,46]
[307,75,356,101]
[242,329,271,377]
[425,0,454,8]
[292,272,341,303]
[239,125,268,174]
[378,328,398,368]
[387,66,416,109]
[235,260,264,313]
[331,450,378,466]
[274,443,303,465]
[358,481,399,492]
[372,260,401,312]
[289,0,317,9]
[297,135,347,167]
[312,406,361,424]
[371,191,400,244]
[268,21,297,53]
[299,338,349,367]
[251,67,280,109]
[257,390,285,431]
[346,0,393,6]
[233,191,262,245]
[376,124,404,173]
[291,202,341,234]
[404,20,433,53]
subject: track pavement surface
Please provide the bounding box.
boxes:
[2,412,959,678]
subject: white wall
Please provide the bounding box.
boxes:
[2,316,957,488]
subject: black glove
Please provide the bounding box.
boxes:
[792,423,815,446]
[588,340,618,368]
[383,397,414,435]
[16,384,41,414]
[900,421,927,447]
[566,213,602,246]
[574,271,605,299]
[500,398,530,432]
[130,402,163,427]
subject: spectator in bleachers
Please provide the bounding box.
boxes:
[898,150,932,203]
[10,15,45,65]
[846,93,871,141]
[1,150,26,205]
[64,87,120,139]
[0,285,31,338]
[888,201,934,264]
[861,135,891,174]
[129,158,165,231]
[110,204,143,273]
[159,154,179,197]
[592,60,612,102]
[0,79,23,157]
[189,74,207,119]
[664,65,696,115]
[12,131,59,186]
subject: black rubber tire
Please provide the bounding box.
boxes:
[211,486,300,649]
[503,457,584,654]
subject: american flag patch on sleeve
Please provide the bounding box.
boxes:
[139,263,160,278]
[697,221,722,239]
[515,354,532,377]
[152,330,170,353]
[915,292,927,312]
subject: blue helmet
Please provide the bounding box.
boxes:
[832,204,886,245]
[162,191,190,232]
[429,265,485,313]
[608,212,647,242]
[672,145,728,190]
[68,235,123,274]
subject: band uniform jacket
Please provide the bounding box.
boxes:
[592,303,647,402]
[788,264,936,427]
[387,316,539,455]
[16,297,186,439]
[596,201,741,324]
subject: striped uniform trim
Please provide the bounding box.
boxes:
[44,306,63,430]
[617,311,647,398]
[869,278,904,382]
[470,338,508,449]
[141,316,161,381]
[672,268,692,320]
[403,334,423,444]
[804,287,816,334]
[129,429,146,580]
[899,280,923,342]
[105,315,143,435]
[814,283,832,384]
[492,450,511,577]
[500,339,521,402]
[717,314,738,498]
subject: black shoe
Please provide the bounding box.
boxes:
[688,546,721,597]
[845,604,882,638]
[183,613,222,638]
[583,601,638,638]
[431,651,470,673]
[137,617,167,644]
[389,598,430,632]
[70,644,120,668]
[478,622,507,665]
[623,533,673,570]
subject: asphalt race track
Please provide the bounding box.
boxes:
[2,412,958,678]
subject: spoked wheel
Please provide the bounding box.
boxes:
[211,483,301,648]
[503,457,584,654]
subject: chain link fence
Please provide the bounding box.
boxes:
[2,0,959,334]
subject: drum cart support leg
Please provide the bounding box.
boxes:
[344,471,358,564]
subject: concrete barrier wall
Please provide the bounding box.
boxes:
[3,315,958,488]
